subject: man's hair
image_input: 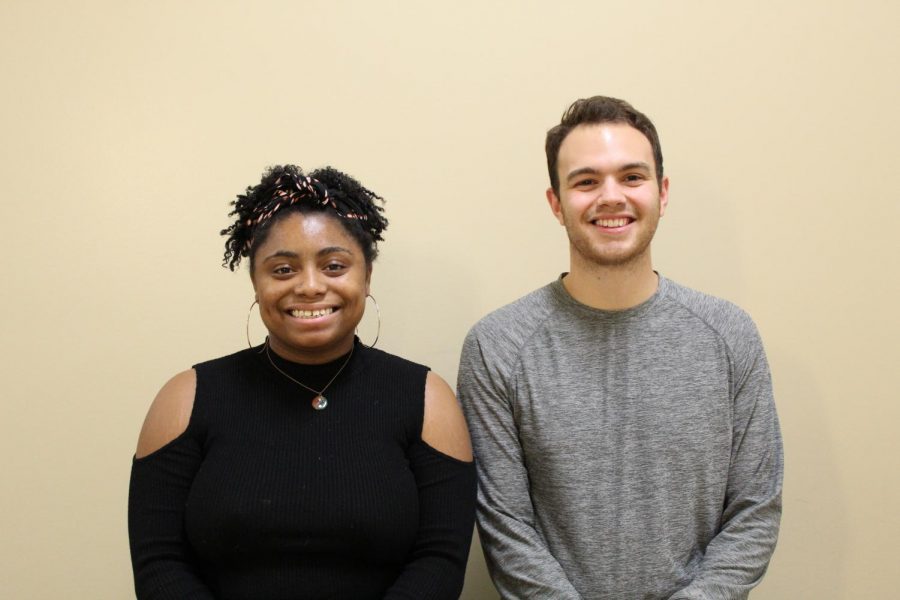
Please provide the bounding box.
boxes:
[545,96,664,195]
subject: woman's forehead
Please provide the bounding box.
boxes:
[259,212,361,252]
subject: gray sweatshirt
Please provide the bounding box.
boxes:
[458,275,782,600]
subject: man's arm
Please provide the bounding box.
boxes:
[458,328,583,600]
[669,322,784,600]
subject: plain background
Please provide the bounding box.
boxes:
[2,1,898,598]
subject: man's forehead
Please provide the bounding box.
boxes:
[558,123,655,170]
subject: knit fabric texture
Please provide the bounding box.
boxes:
[458,275,783,600]
[129,340,476,600]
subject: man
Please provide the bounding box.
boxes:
[458,96,783,599]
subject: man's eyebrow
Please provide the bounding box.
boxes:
[566,167,601,182]
[566,162,653,183]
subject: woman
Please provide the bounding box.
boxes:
[128,165,476,599]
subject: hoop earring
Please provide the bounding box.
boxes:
[246,300,266,352]
[357,294,381,348]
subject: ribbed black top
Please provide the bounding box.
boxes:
[128,340,476,600]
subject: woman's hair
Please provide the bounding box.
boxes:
[221,165,388,272]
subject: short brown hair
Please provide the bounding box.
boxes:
[545,96,663,195]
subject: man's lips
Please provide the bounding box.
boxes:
[591,216,634,229]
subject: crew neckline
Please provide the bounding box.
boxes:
[549,272,669,321]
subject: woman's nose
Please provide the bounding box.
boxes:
[294,270,326,296]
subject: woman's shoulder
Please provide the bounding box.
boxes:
[422,371,473,462]
[361,345,472,462]
[357,346,472,461]
[360,344,427,369]
[358,345,430,382]
[134,369,197,459]
[192,346,262,372]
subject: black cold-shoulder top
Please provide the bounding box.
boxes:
[128,340,476,600]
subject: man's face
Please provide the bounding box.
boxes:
[547,123,669,269]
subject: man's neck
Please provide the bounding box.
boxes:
[562,254,659,311]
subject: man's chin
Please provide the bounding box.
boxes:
[572,243,650,268]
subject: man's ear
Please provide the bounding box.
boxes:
[546,187,566,225]
[658,176,670,217]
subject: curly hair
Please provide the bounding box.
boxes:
[545,96,664,196]
[221,165,388,272]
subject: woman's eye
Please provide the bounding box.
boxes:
[324,263,346,273]
[273,265,293,275]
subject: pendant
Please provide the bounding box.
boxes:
[311,395,328,410]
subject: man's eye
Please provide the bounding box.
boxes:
[575,179,597,187]
[624,174,645,183]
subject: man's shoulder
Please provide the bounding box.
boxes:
[467,282,557,343]
[660,276,763,355]
[460,282,562,378]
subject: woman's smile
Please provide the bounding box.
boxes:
[253,211,369,364]
[287,306,337,319]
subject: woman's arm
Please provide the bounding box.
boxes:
[382,371,477,600]
[128,370,215,599]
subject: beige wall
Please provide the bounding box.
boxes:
[2,1,898,597]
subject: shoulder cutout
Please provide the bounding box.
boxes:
[135,369,197,459]
[422,371,473,462]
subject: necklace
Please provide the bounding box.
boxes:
[265,342,355,410]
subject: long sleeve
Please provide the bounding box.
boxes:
[457,329,583,600]
[128,434,215,600]
[383,440,477,600]
[669,324,784,600]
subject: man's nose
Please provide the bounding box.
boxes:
[595,178,626,206]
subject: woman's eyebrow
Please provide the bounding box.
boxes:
[262,246,353,262]
[318,246,353,256]
[262,250,299,261]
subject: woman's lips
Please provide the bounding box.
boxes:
[288,307,336,319]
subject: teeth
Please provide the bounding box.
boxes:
[597,218,629,228]
[290,308,334,319]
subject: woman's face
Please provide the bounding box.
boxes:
[252,211,370,364]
